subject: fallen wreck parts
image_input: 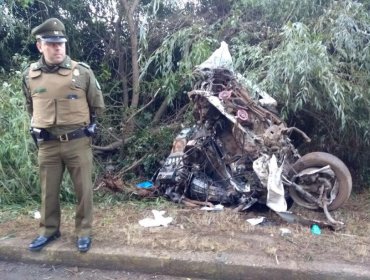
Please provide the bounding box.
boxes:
[152,61,352,231]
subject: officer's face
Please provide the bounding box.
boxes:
[37,41,66,65]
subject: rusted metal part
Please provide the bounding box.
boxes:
[288,180,321,206]
[283,126,311,143]
[181,197,214,208]
[275,211,343,230]
[233,85,282,125]
[322,201,345,230]
[281,175,345,229]
[181,198,200,208]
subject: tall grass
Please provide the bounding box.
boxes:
[0,70,40,205]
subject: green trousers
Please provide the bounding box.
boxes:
[37,136,93,237]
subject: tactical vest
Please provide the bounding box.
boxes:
[28,61,90,128]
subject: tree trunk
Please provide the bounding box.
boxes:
[152,95,170,125]
[114,9,129,107]
[119,0,140,109]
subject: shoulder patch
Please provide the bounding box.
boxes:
[78,62,91,69]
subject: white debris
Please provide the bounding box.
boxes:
[138,210,173,227]
[34,211,41,219]
[197,41,234,72]
[200,204,224,211]
[253,154,270,186]
[279,228,292,236]
[266,154,287,212]
[246,216,265,226]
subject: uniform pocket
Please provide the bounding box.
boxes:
[32,98,55,126]
[56,98,90,125]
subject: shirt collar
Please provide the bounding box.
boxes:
[59,56,72,69]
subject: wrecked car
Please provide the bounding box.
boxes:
[152,42,352,228]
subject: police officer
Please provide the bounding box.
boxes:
[22,18,105,253]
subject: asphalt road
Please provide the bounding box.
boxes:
[0,261,204,280]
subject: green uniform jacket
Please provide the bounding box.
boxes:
[22,55,105,135]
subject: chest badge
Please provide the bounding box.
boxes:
[73,68,80,76]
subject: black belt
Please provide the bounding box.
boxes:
[47,128,88,142]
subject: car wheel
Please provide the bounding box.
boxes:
[288,152,352,210]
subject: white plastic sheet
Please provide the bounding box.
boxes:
[253,154,287,212]
[197,41,234,71]
[266,155,287,212]
[138,210,173,227]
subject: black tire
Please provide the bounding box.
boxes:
[288,152,352,211]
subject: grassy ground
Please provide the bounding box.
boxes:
[0,190,369,265]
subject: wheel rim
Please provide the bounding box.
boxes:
[289,167,339,210]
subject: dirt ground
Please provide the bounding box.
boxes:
[0,189,369,266]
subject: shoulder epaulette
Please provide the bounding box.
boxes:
[78,62,91,69]
[30,62,41,71]
[22,64,30,73]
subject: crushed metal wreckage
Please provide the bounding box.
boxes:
[151,42,352,230]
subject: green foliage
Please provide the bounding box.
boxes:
[120,126,177,179]
[94,193,171,209]
[140,26,216,102]
[235,0,328,25]
[2,0,370,205]
[0,65,39,205]
[0,1,34,70]
[229,0,370,184]
[0,203,39,224]
[264,22,337,115]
